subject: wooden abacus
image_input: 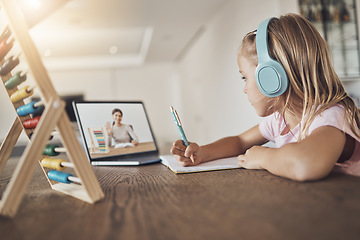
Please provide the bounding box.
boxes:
[0,0,104,217]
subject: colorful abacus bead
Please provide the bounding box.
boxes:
[43,144,66,156]
[17,101,42,116]
[41,158,73,170]
[10,85,34,103]
[0,56,19,76]
[47,170,81,184]
[5,71,27,89]
[0,37,13,60]
[23,116,40,129]
[41,158,65,170]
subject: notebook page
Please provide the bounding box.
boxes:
[160,155,241,174]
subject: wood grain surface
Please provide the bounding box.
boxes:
[1,156,360,240]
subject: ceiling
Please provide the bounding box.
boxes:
[16,0,228,69]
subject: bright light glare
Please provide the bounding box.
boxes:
[109,45,118,55]
[22,0,42,10]
[44,49,52,57]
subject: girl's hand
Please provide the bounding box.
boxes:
[237,146,266,169]
[170,140,203,166]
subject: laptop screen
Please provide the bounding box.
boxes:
[72,101,158,161]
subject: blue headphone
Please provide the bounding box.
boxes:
[255,18,288,97]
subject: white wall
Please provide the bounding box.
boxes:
[177,0,298,145]
[50,63,180,153]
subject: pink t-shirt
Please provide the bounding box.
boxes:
[259,105,360,176]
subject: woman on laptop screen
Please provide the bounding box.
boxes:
[106,108,139,148]
[73,101,160,165]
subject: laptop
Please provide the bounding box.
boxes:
[72,101,161,166]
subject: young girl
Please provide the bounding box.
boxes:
[171,13,360,181]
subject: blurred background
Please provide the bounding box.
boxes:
[1,0,360,154]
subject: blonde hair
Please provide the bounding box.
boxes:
[240,13,360,140]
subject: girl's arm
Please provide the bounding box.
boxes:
[238,126,347,181]
[171,125,268,166]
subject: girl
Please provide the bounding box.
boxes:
[171,13,360,181]
[106,108,139,146]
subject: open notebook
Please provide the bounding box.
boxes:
[160,155,241,174]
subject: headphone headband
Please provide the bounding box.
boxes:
[256,18,273,64]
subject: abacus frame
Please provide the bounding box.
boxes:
[0,0,104,217]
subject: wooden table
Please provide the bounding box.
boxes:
[1,156,360,240]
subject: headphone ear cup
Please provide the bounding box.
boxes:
[255,60,288,97]
[255,18,289,97]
